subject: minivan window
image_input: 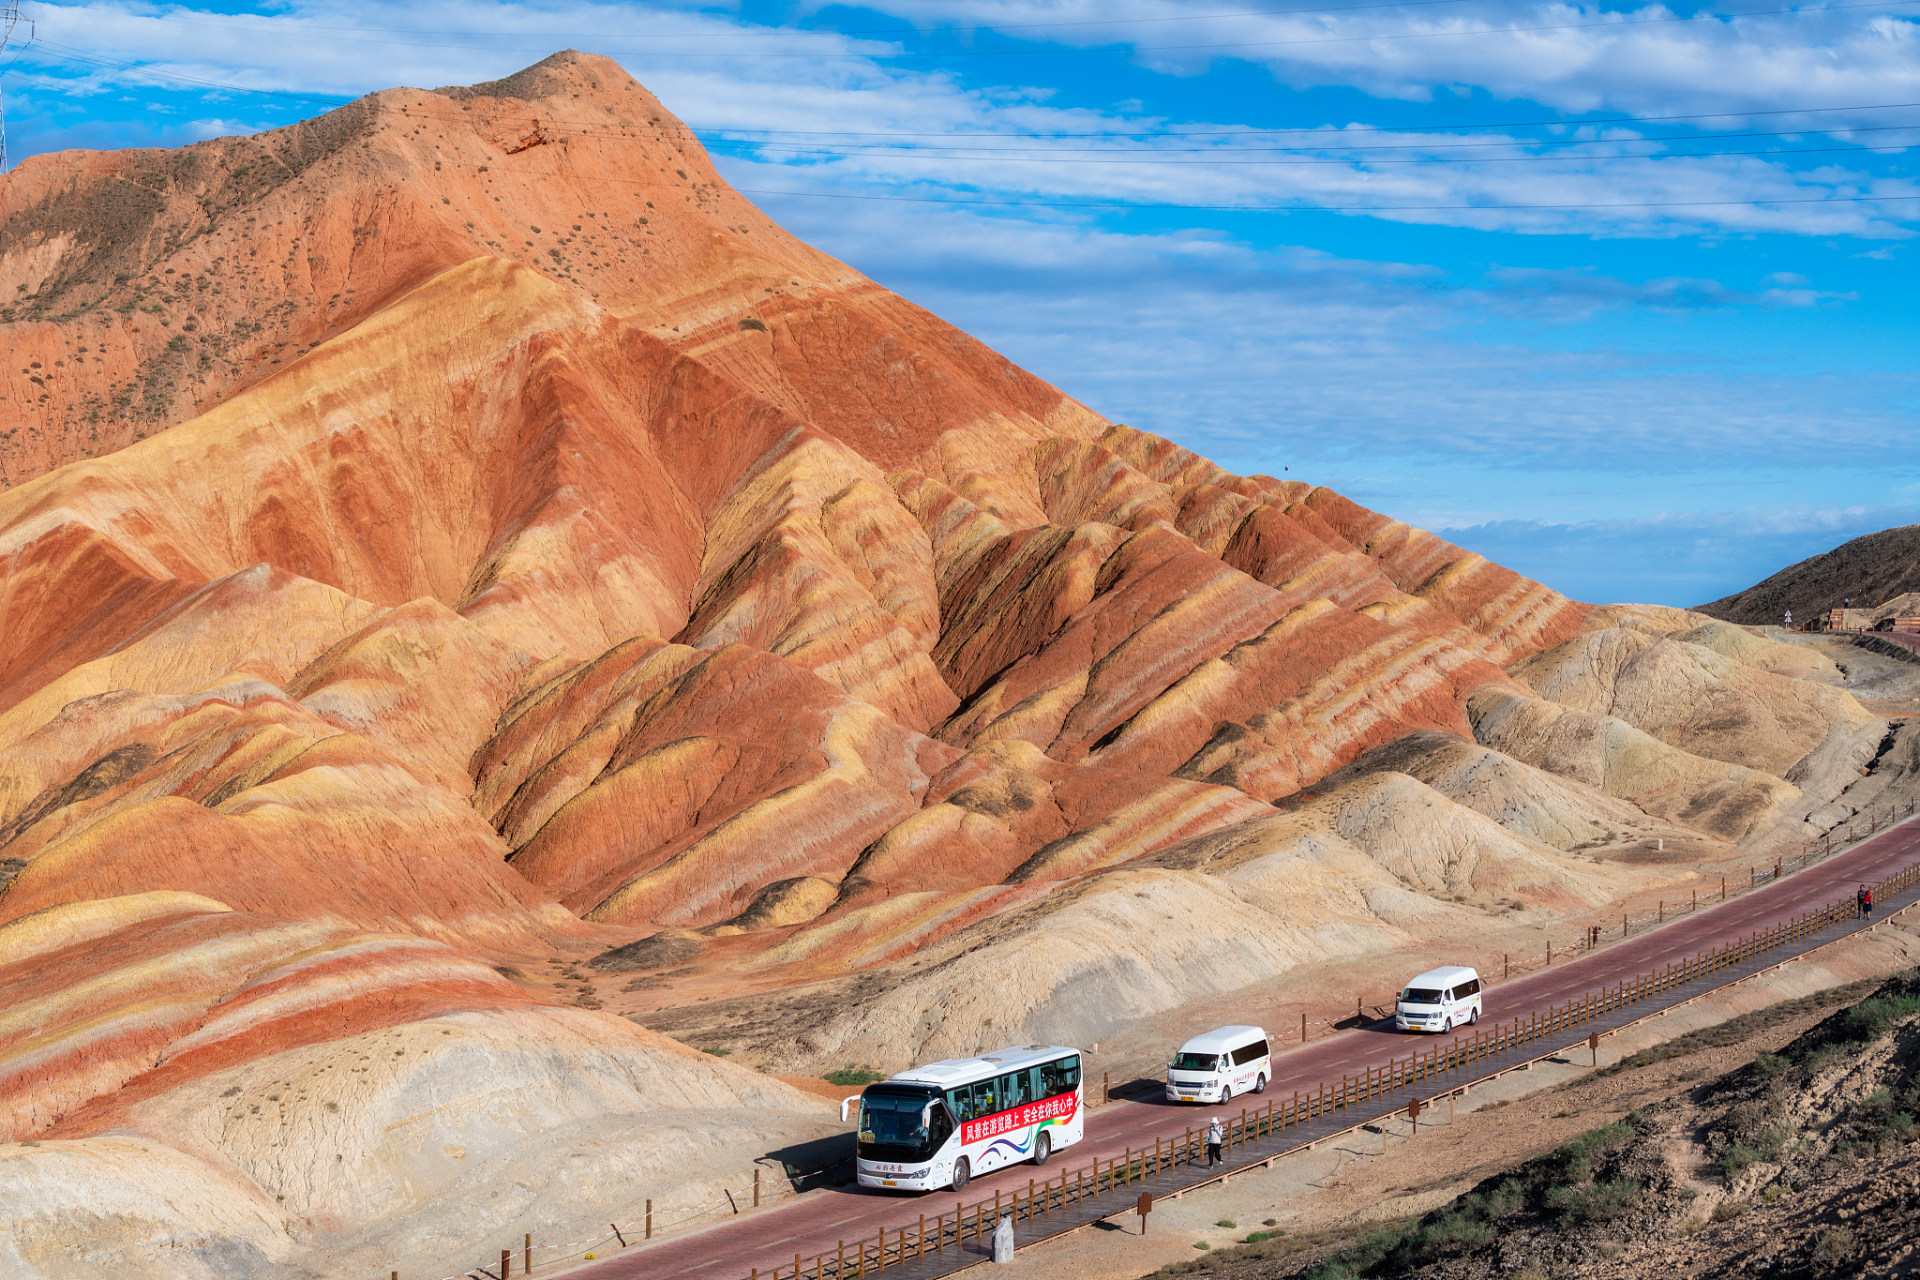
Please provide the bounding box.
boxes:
[1401,988,1442,1004]
[1460,979,1481,996]
[1234,1040,1270,1065]
[1172,1051,1225,1072]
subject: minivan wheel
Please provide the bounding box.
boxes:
[1442,1018,1453,1034]
[950,1157,970,1192]
[1253,1073,1267,1095]
[1468,1007,1479,1026]
[1033,1131,1052,1167]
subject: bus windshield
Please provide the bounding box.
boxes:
[860,1094,930,1147]
[857,1086,948,1162]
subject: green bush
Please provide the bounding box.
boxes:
[1546,1179,1641,1225]
[824,1068,885,1086]
[1556,1123,1634,1184]
[1719,1122,1793,1181]
[1839,992,1920,1043]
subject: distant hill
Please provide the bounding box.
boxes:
[1697,525,1920,625]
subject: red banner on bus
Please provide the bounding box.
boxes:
[961,1090,1079,1147]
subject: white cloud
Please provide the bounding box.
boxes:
[861,0,1920,121]
[14,0,1919,239]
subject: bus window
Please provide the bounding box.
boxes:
[1002,1071,1031,1109]
[947,1084,975,1120]
[1057,1056,1081,1091]
[1038,1061,1063,1098]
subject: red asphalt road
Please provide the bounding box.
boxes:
[582,819,1920,1280]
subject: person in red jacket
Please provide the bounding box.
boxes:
[1858,884,1873,918]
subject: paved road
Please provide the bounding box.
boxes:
[579,818,1920,1280]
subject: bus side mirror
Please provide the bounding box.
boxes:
[921,1103,934,1128]
[840,1095,863,1123]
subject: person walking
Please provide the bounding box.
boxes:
[1206,1116,1224,1168]
[1859,884,1874,918]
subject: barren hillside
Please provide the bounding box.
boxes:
[0,52,1902,1280]
[1697,524,1920,626]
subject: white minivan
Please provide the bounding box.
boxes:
[1395,966,1482,1033]
[1165,1025,1271,1103]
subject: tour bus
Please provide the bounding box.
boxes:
[846,1044,1084,1192]
[1165,1025,1271,1104]
[1395,965,1483,1033]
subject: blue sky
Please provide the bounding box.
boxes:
[2,0,1916,606]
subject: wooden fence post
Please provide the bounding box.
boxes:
[645,1199,652,1240]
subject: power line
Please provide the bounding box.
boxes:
[28,38,354,106]
[697,101,1920,142]
[27,39,1915,159]
[0,0,27,172]
[19,0,1920,65]
[57,0,1510,43]
[735,185,1920,213]
[699,123,1920,160]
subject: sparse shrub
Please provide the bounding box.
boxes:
[1214,1219,1236,1229]
[824,1067,884,1086]
[1814,1225,1856,1266]
[1711,1199,1748,1222]
[1546,1178,1641,1225]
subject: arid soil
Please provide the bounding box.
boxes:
[1125,930,1920,1280]
[1,49,1914,1280]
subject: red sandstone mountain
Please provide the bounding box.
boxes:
[0,53,1888,1280]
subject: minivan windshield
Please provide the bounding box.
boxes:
[1400,988,1443,1004]
[1171,1051,1226,1073]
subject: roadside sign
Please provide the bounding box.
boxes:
[1136,1191,1152,1234]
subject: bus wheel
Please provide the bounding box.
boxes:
[1253,1073,1267,1095]
[1033,1131,1052,1167]
[950,1157,971,1192]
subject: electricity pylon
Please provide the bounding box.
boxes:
[1,2,26,173]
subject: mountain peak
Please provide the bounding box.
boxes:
[1,51,1085,487]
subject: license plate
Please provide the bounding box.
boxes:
[882,1180,897,1186]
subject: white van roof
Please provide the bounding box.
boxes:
[886,1044,1078,1088]
[1406,966,1479,987]
[1176,1025,1267,1054]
